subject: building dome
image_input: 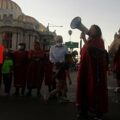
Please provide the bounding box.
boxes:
[0,0,22,19]
[18,14,47,32]
[18,14,39,24]
[18,14,40,30]
[39,23,47,32]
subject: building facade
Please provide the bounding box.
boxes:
[0,0,55,51]
[108,29,120,57]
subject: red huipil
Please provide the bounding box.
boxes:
[44,55,53,86]
[13,50,28,88]
[26,49,45,89]
[76,38,108,113]
[113,50,120,86]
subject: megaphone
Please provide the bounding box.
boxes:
[70,17,89,35]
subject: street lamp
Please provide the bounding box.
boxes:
[47,23,63,32]
[68,30,72,41]
[45,23,63,50]
[68,30,73,52]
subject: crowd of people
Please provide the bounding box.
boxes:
[0,36,72,103]
[0,24,120,120]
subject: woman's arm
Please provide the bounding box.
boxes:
[80,32,87,44]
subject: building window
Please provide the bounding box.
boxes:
[9,14,13,19]
[3,14,7,19]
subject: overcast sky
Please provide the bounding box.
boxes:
[14,0,120,50]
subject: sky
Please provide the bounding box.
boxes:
[14,0,120,50]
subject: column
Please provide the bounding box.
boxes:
[17,32,21,44]
[0,33,2,44]
[30,35,35,50]
[28,35,31,50]
[12,32,17,50]
[25,34,29,50]
[20,32,24,43]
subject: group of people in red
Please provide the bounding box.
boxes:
[0,41,48,97]
[0,35,72,104]
[0,23,120,120]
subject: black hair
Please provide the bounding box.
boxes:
[92,24,102,38]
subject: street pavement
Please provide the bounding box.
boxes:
[0,71,120,120]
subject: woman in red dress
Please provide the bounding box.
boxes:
[76,25,108,120]
[26,41,45,96]
[113,45,120,92]
[44,51,54,92]
[13,43,28,96]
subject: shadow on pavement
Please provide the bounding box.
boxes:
[0,96,76,120]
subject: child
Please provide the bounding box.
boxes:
[2,49,13,95]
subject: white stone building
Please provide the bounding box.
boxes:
[0,0,55,51]
[108,29,120,57]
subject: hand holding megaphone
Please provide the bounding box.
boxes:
[80,32,87,43]
[70,16,89,44]
[80,32,86,39]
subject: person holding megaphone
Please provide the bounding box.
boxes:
[74,24,108,120]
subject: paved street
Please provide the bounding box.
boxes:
[0,71,120,120]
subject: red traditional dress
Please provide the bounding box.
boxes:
[44,54,54,91]
[76,38,108,114]
[113,47,120,88]
[13,50,28,88]
[26,49,45,89]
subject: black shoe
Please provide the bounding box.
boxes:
[26,91,32,97]
[37,92,43,99]
[76,112,89,120]
[37,91,40,96]
[21,92,24,96]
[21,88,25,96]
[93,117,103,120]
[13,92,19,96]
[76,114,89,120]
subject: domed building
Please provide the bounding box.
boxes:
[108,28,120,64]
[0,0,55,50]
[108,29,120,56]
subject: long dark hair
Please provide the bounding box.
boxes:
[89,24,102,39]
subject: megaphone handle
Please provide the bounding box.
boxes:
[80,32,87,43]
[80,39,82,49]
